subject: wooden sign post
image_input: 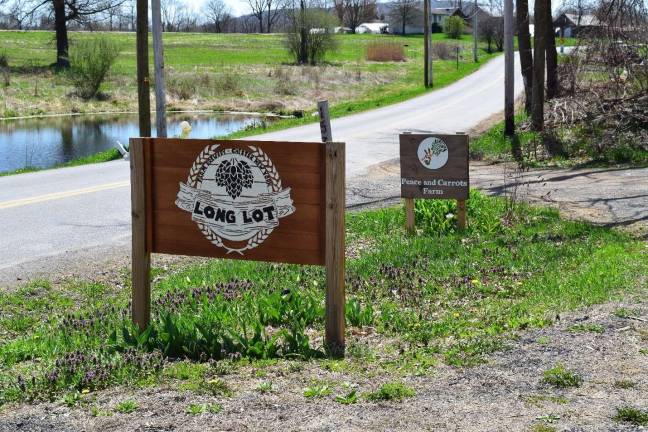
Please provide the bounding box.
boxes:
[400,133,469,233]
[130,138,346,356]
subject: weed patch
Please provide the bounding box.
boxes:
[364,382,414,402]
[541,364,583,388]
[613,406,648,426]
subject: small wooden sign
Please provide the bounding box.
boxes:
[400,133,469,231]
[130,138,346,355]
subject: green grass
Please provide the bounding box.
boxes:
[541,364,583,388]
[567,323,604,334]
[0,190,646,407]
[469,110,648,168]
[0,148,122,177]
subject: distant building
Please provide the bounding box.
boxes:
[554,13,601,37]
[357,22,390,34]
[387,1,494,35]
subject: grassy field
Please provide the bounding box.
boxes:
[0,189,645,408]
[0,31,499,120]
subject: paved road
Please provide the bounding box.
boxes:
[0,54,523,283]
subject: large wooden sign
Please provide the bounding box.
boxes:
[400,133,469,231]
[130,138,346,355]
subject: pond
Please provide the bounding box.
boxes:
[0,112,272,174]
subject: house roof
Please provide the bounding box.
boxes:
[430,7,458,16]
[561,13,600,26]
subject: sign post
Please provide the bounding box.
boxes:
[400,133,469,232]
[130,138,346,355]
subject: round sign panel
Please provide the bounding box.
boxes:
[417,137,449,170]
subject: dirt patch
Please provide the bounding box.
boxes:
[1,299,645,431]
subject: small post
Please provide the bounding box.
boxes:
[325,141,345,357]
[456,45,460,70]
[472,3,478,63]
[136,0,151,137]
[151,0,167,138]
[457,199,467,230]
[318,100,332,143]
[130,138,151,331]
[405,198,415,234]
[423,0,432,87]
[503,0,515,136]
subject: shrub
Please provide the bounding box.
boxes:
[432,42,455,60]
[444,16,465,39]
[366,41,406,62]
[167,71,242,100]
[286,9,339,65]
[0,51,9,88]
[67,38,120,99]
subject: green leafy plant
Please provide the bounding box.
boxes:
[303,383,332,398]
[346,298,374,327]
[541,364,582,388]
[335,389,358,405]
[364,382,415,402]
[257,381,273,393]
[115,399,138,414]
[62,391,82,407]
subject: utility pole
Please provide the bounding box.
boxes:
[136,0,151,137]
[151,0,167,138]
[503,0,515,135]
[423,0,432,87]
[472,0,478,62]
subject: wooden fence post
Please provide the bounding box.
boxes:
[325,141,345,357]
[457,199,467,230]
[405,198,415,234]
[136,0,151,138]
[318,100,332,143]
[130,138,151,331]
[151,0,167,138]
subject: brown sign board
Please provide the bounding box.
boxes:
[400,133,469,200]
[130,138,333,266]
[129,138,347,354]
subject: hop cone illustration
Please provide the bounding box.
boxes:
[215,158,254,199]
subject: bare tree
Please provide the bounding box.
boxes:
[337,0,376,32]
[545,0,559,99]
[161,0,194,31]
[205,0,231,32]
[479,16,504,52]
[516,0,533,113]
[266,0,286,32]
[389,0,421,35]
[531,0,548,131]
[15,0,126,68]
[247,0,266,32]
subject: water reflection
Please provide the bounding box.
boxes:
[0,112,269,173]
